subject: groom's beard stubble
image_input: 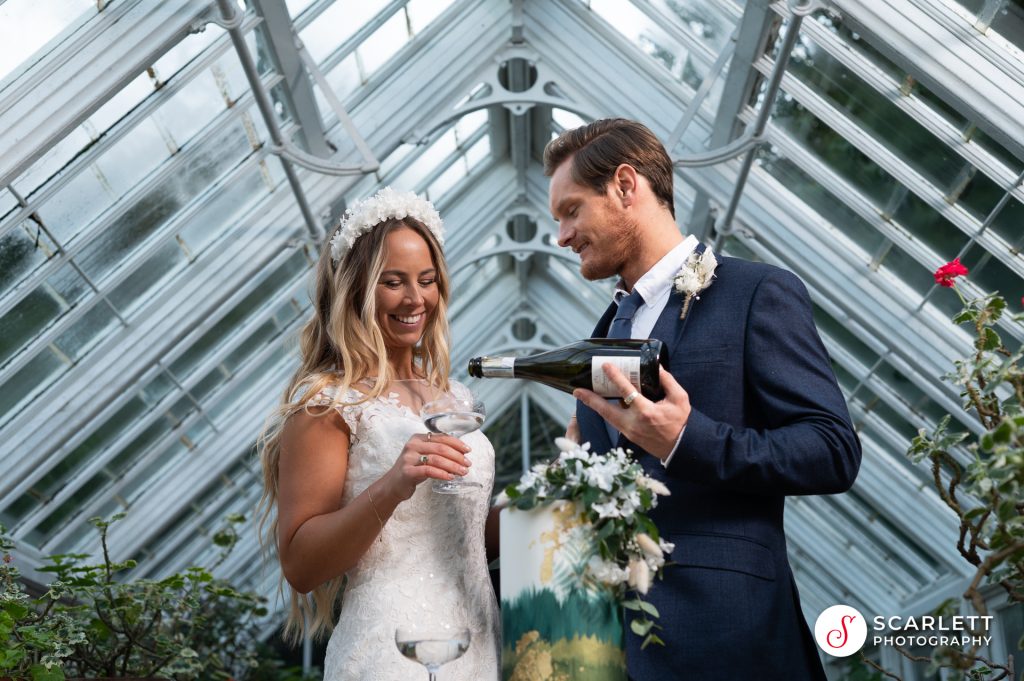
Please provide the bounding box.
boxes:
[580,212,643,282]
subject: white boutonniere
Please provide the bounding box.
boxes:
[673,247,718,320]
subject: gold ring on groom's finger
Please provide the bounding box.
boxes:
[418,454,429,465]
[621,390,640,408]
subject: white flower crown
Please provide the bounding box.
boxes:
[329,186,445,263]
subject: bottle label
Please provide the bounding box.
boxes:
[591,356,641,397]
[481,356,515,378]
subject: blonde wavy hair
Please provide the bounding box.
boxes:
[258,216,451,643]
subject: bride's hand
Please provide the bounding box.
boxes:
[385,433,472,500]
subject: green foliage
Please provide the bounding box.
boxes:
[874,281,1024,680]
[1,513,299,680]
[1,524,81,680]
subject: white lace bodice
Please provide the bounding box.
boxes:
[310,379,500,681]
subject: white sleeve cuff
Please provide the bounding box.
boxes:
[661,425,686,468]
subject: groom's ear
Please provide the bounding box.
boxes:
[612,163,639,204]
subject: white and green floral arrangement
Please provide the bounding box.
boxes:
[501,437,674,648]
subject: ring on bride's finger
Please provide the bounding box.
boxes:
[425,432,433,442]
[620,390,640,408]
[418,454,429,465]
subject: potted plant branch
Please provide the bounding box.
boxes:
[858,259,1023,681]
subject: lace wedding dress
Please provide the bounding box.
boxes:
[312,378,500,681]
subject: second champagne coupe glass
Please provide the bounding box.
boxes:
[420,394,485,494]
[395,623,471,681]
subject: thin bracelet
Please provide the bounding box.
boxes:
[366,486,385,543]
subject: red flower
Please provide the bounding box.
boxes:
[934,258,968,288]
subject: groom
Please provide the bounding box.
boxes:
[545,118,861,680]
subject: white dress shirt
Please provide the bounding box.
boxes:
[605,235,698,464]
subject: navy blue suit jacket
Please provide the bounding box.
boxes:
[577,255,861,680]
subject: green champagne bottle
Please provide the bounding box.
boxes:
[467,339,668,400]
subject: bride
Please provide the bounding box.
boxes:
[258,187,500,680]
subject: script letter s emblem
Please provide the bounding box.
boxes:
[826,615,857,648]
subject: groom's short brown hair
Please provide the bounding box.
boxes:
[543,118,675,218]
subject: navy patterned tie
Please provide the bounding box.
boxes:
[603,288,644,443]
[608,289,645,339]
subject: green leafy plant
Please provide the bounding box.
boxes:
[863,260,1023,681]
[1,513,305,680]
[1,525,82,680]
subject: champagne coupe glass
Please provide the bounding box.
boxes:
[395,622,471,681]
[420,394,485,494]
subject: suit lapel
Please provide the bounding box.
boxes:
[612,243,710,451]
[670,241,706,350]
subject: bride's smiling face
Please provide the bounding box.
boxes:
[375,226,439,351]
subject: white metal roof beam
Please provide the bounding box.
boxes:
[0,0,218,188]
[688,0,775,241]
[831,0,1024,161]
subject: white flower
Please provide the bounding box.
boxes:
[627,556,650,594]
[659,538,675,555]
[638,475,671,497]
[592,500,622,519]
[616,488,642,519]
[673,246,718,320]
[329,186,444,263]
[519,469,539,489]
[564,460,583,486]
[673,247,718,296]
[585,459,620,492]
[587,555,630,585]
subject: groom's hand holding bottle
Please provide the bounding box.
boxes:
[572,365,692,461]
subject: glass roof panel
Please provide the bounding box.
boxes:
[300,0,391,64]
[407,0,455,32]
[0,0,96,86]
[788,35,966,194]
[356,10,409,76]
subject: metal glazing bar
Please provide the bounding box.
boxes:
[0,133,287,386]
[795,6,1024,201]
[631,0,728,72]
[303,0,407,75]
[413,125,489,195]
[250,0,332,157]
[293,39,379,172]
[0,81,287,322]
[666,26,739,152]
[712,6,809,249]
[39,317,299,551]
[914,167,1024,313]
[975,0,1008,32]
[0,12,264,242]
[749,55,1024,284]
[156,361,220,434]
[215,0,324,240]
[520,391,530,474]
[5,185,128,327]
[2,241,303,507]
